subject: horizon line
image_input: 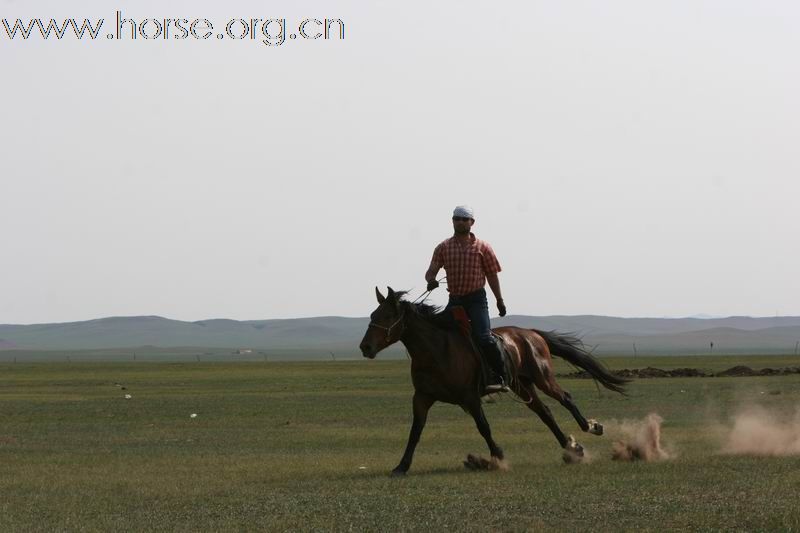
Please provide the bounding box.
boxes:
[3,312,800,328]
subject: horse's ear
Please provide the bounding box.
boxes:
[375,287,386,304]
[386,286,396,302]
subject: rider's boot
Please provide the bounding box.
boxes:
[482,339,509,394]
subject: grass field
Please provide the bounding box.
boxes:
[1,356,800,531]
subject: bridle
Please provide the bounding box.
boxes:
[366,279,445,344]
[367,309,406,343]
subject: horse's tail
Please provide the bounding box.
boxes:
[531,329,629,395]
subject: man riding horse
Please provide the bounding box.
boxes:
[360,208,628,472]
[425,205,509,394]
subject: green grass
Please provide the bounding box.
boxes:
[1,357,800,531]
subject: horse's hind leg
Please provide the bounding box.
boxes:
[519,381,584,462]
[561,389,603,436]
[526,339,603,436]
[465,400,504,461]
[534,375,603,436]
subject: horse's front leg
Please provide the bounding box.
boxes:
[392,392,435,476]
[466,400,504,460]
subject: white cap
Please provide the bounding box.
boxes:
[453,205,475,219]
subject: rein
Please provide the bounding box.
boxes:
[410,276,447,304]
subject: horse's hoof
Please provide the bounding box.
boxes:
[463,453,481,471]
[587,419,604,436]
[390,468,407,477]
[562,447,584,464]
[562,436,585,464]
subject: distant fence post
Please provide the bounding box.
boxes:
[632,343,637,357]
[795,341,799,356]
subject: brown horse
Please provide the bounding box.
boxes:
[359,287,628,475]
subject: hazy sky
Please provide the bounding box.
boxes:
[2,0,798,324]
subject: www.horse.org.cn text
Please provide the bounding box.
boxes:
[1,11,345,47]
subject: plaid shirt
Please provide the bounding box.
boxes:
[428,233,502,296]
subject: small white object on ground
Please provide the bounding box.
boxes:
[190,413,198,418]
[358,466,366,470]
[124,394,132,399]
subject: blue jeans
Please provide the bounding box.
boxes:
[444,288,493,349]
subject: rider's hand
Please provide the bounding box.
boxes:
[426,279,439,291]
[497,299,507,317]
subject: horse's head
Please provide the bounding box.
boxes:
[359,286,406,359]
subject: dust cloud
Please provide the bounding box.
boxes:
[610,413,672,462]
[720,406,800,457]
[463,453,510,471]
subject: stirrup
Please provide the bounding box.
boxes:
[484,377,510,394]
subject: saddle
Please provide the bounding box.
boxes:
[450,306,513,388]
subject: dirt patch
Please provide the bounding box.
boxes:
[670,367,707,377]
[560,366,800,379]
[635,367,670,378]
[610,413,671,462]
[716,365,756,377]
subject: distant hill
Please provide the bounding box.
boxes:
[567,325,800,355]
[493,315,800,336]
[0,315,368,352]
[1,314,800,357]
[0,338,17,349]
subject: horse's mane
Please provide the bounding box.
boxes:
[397,292,455,330]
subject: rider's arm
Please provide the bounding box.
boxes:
[425,265,439,283]
[486,272,503,302]
[425,245,443,283]
[482,243,502,302]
